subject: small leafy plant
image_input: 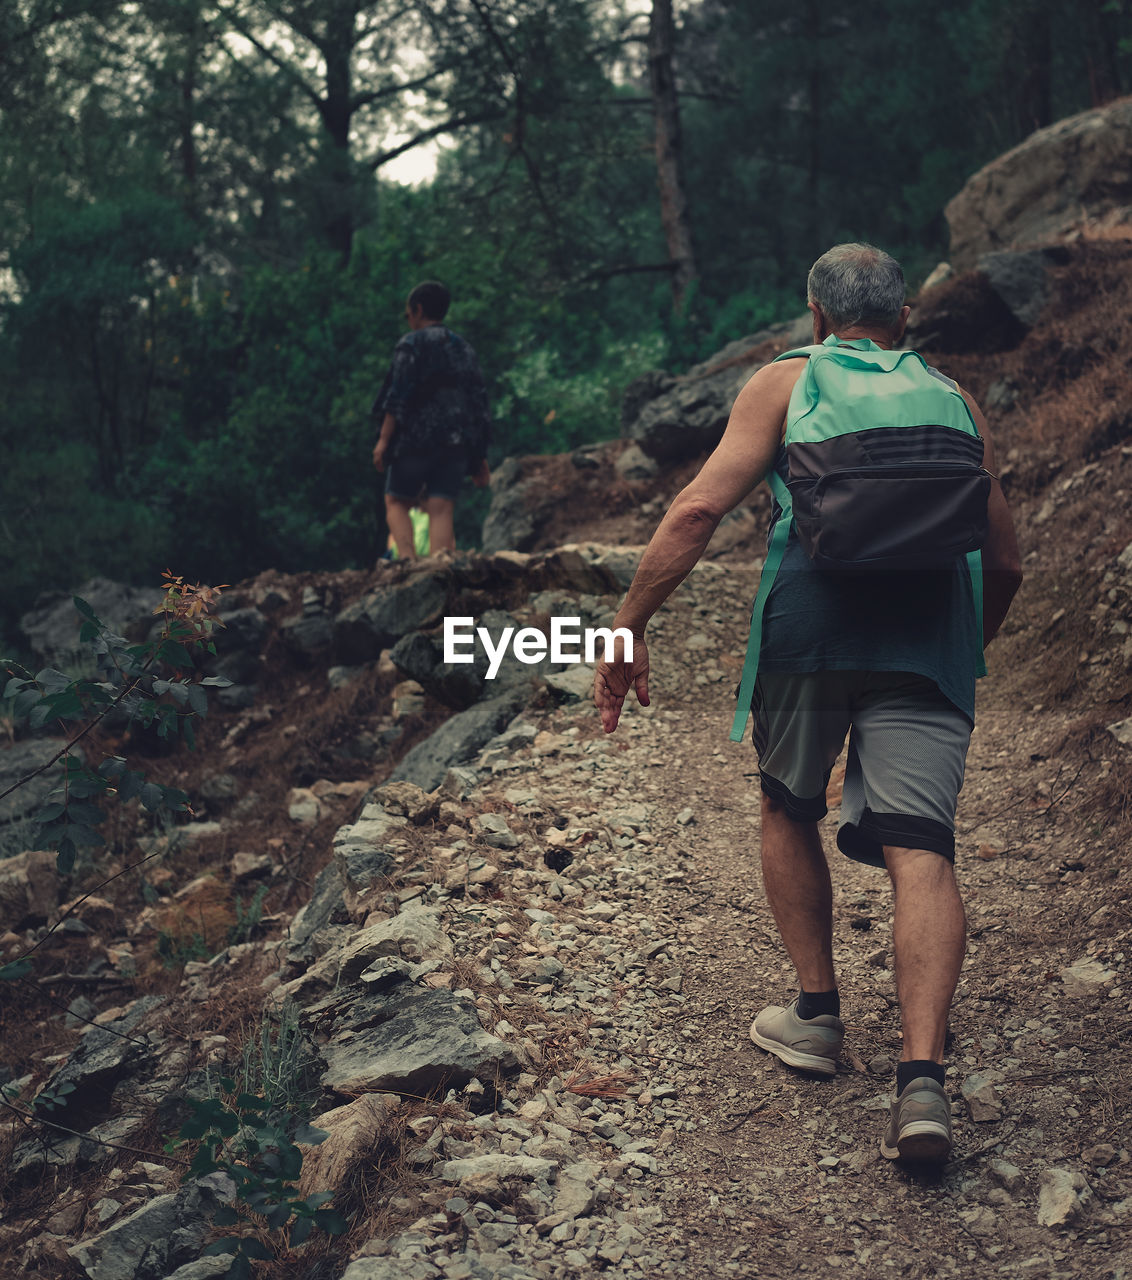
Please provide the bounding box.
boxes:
[169,1082,347,1278]
[0,572,230,873]
[228,884,271,948]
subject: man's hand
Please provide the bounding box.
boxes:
[470,458,491,488]
[372,439,388,471]
[593,633,650,734]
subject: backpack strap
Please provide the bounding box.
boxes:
[967,550,988,678]
[730,469,792,742]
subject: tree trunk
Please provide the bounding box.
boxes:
[320,0,358,263]
[648,0,697,310]
[806,0,821,254]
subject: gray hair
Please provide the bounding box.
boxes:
[806,243,905,332]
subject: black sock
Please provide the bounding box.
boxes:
[796,989,840,1020]
[896,1060,946,1094]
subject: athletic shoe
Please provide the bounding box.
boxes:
[880,1076,952,1162]
[749,999,844,1076]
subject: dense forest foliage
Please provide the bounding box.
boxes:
[2,0,1130,646]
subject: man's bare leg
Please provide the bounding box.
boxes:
[425,496,456,554]
[883,845,966,1062]
[759,794,836,992]
[385,495,417,560]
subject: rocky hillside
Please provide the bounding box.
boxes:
[3,104,1132,1280]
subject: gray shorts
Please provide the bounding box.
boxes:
[751,670,972,868]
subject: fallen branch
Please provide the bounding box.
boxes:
[0,1097,189,1166]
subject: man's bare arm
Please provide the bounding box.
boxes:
[594,360,800,732]
[612,361,801,635]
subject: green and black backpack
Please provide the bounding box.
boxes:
[730,334,992,742]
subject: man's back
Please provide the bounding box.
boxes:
[757,342,984,724]
[385,324,489,462]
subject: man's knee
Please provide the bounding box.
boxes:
[883,845,959,891]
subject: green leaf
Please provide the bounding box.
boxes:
[0,958,33,981]
[314,1209,349,1235]
[186,684,208,716]
[65,822,106,848]
[180,1099,239,1139]
[99,756,127,779]
[303,1191,335,1209]
[292,1124,329,1146]
[72,597,100,624]
[64,801,106,826]
[12,689,41,718]
[289,1216,313,1247]
[264,1204,291,1229]
[55,839,77,875]
[117,772,144,802]
[64,772,110,798]
[235,1093,269,1111]
[238,1237,273,1261]
[201,1239,240,1257]
[28,704,53,731]
[200,675,233,687]
[212,1205,240,1227]
[163,786,191,810]
[158,639,194,669]
[36,668,73,693]
[37,802,66,823]
[140,782,165,811]
[166,682,190,706]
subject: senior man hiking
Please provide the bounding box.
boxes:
[594,243,1022,1163]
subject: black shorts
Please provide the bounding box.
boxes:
[385,451,465,503]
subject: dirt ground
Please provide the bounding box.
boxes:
[558,556,1132,1278]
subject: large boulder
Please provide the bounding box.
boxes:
[946,97,1132,269]
[66,1176,228,1280]
[205,606,268,684]
[298,1093,402,1197]
[622,366,751,464]
[390,608,535,710]
[389,630,489,710]
[0,848,63,927]
[977,247,1067,328]
[333,572,450,664]
[0,738,76,831]
[388,686,532,793]
[20,578,162,665]
[318,982,517,1097]
[481,458,547,554]
[907,254,1058,353]
[620,314,810,465]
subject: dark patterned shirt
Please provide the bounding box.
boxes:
[374,324,491,467]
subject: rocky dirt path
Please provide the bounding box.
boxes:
[477,561,1130,1280]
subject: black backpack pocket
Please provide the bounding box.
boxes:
[788,463,992,571]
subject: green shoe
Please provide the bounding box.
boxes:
[749,1000,844,1076]
[880,1076,952,1162]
